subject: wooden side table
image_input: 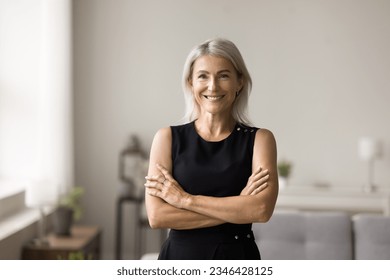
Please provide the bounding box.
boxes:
[21,225,102,260]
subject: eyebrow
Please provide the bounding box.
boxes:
[195,69,232,74]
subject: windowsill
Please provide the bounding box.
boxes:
[0,181,25,200]
[0,181,54,242]
[0,208,39,241]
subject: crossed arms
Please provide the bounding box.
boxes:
[145,127,278,230]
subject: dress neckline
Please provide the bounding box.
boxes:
[191,121,238,143]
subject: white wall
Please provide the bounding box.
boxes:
[73,0,390,259]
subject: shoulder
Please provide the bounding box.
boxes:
[153,122,192,144]
[150,127,172,164]
[236,123,275,140]
[254,128,277,150]
[153,122,194,147]
[170,122,193,132]
[149,127,173,173]
[252,128,277,166]
[151,127,172,149]
[155,126,172,137]
[153,127,172,144]
[255,128,276,140]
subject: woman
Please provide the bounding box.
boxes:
[145,38,278,260]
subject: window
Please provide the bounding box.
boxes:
[0,0,73,209]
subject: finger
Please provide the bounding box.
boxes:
[145,174,165,183]
[248,167,265,183]
[247,167,261,185]
[250,182,268,195]
[146,188,160,197]
[247,172,269,194]
[250,174,270,191]
[144,181,162,189]
[252,166,263,175]
[259,169,269,177]
[257,174,270,185]
[156,164,176,182]
[251,169,269,182]
[249,167,262,180]
[156,164,170,176]
[244,181,260,195]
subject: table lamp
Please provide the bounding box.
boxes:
[358,137,382,192]
[25,179,58,245]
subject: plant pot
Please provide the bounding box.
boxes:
[278,176,288,190]
[52,206,74,236]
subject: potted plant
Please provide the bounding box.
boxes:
[52,186,84,236]
[278,160,292,190]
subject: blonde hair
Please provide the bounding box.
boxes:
[182,38,252,125]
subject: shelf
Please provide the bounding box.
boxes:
[276,186,390,215]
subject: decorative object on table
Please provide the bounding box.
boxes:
[277,159,293,190]
[52,186,84,236]
[358,137,383,193]
[25,179,58,245]
[116,134,151,260]
[118,134,148,198]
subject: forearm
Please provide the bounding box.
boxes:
[181,163,278,224]
[146,195,224,230]
[183,193,274,224]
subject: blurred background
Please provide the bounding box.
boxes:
[0,0,389,260]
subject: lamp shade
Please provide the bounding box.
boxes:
[25,179,58,208]
[358,137,382,161]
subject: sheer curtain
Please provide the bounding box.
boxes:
[0,0,73,201]
[37,0,73,198]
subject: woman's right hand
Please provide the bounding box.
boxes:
[240,167,270,196]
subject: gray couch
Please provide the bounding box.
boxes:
[353,213,390,260]
[253,211,390,260]
[253,211,353,259]
[141,211,390,260]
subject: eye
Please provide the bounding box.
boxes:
[197,74,208,80]
[219,73,230,79]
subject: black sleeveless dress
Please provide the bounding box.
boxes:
[158,121,261,260]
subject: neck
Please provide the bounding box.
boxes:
[194,114,236,141]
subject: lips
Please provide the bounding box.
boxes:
[203,95,225,101]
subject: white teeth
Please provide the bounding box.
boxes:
[205,96,223,100]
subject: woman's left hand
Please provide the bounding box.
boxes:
[145,164,190,209]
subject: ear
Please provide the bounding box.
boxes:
[188,77,193,87]
[237,76,243,93]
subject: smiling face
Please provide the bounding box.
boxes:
[190,55,243,118]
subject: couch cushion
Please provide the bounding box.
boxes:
[253,211,353,260]
[353,214,390,260]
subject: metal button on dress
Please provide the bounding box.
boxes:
[234,235,239,239]
[247,234,251,238]
[237,127,241,131]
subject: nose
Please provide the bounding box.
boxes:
[207,77,218,92]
